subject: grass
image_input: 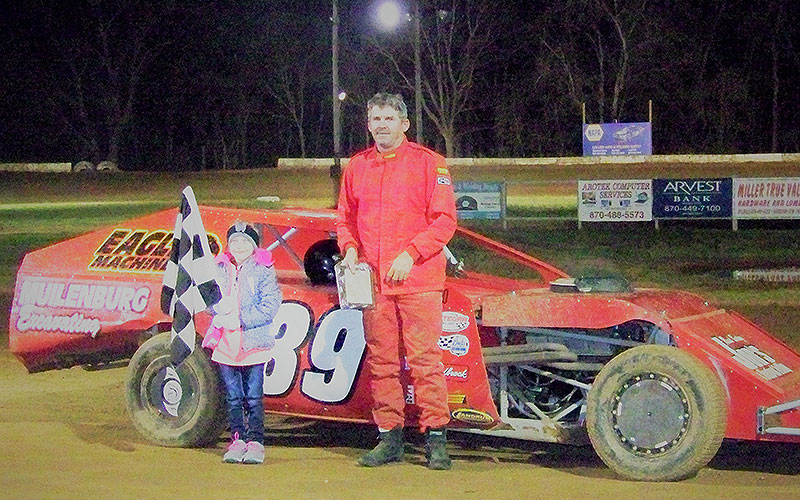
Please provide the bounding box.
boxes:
[2,166,800,346]
[0,170,334,207]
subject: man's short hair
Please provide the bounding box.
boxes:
[367,93,408,120]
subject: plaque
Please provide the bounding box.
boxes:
[334,262,375,309]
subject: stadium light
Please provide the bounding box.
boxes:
[376,1,404,30]
[374,1,423,145]
[332,0,425,204]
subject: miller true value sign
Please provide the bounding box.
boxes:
[733,178,800,219]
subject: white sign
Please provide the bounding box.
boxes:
[578,179,653,222]
[733,178,800,219]
[454,181,505,220]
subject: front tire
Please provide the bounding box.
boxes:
[125,333,227,447]
[586,345,727,481]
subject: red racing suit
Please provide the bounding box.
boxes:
[336,138,457,295]
[336,137,457,430]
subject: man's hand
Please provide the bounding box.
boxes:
[342,247,359,272]
[386,251,414,283]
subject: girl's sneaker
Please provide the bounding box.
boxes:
[242,441,265,464]
[223,435,247,463]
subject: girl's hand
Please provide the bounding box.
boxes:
[212,312,240,330]
[215,296,236,315]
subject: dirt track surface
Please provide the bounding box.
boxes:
[2,348,800,500]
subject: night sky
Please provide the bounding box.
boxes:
[1,0,798,170]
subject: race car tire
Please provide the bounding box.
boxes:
[125,332,227,447]
[586,344,727,481]
[72,160,95,172]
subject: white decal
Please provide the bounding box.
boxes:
[301,309,366,403]
[443,366,468,379]
[263,302,367,402]
[16,306,101,338]
[438,334,470,357]
[442,311,470,332]
[263,302,312,395]
[437,176,451,185]
[285,210,338,219]
[162,366,182,417]
[405,384,415,404]
[712,335,793,381]
[18,279,151,313]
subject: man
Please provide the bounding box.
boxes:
[336,92,457,470]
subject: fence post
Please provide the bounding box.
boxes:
[501,180,508,231]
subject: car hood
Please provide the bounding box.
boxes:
[452,272,713,331]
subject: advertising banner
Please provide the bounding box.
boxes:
[582,122,652,156]
[733,178,800,219]
[733,268,800,283]
[653,178,732,218]
[454,181,504,220]
[578,179,652,222]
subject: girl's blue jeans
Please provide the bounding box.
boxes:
[218,363,265,444]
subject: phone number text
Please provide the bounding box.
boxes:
[586,211,647,220]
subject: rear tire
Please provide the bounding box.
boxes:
[586,345,727,481]
[125,333,227,447]
[72,160,94,172]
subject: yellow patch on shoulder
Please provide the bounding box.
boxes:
[437,167,450,175]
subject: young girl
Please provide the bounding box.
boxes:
[203,222,282,464]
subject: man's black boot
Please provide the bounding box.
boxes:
[358,427,405,467]
[425,427,452,470]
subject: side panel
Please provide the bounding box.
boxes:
[8,206,333,372]
[672,311,800,442]
[479,292,670,331]
[9,269,163,371]
[260,285,501,428]
[9,204,500,427]
[438,287,501,428]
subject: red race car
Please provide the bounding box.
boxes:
[9,205,800,481]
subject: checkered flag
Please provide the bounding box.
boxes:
[161,186,222,365]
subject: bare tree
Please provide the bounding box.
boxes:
[764,1,793,152]
[248,8,332,160]
[265,55,316,158]
[539,0,651,123]
[367,0,504,157]
[46,1,170,166]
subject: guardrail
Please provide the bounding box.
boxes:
[0,163,72,172]
[278,153,800,170]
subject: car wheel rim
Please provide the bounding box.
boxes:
[611,372,690,455]
[140,355,200,426]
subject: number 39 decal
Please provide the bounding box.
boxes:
[263,301,367,404]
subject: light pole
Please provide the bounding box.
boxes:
[412,0,422,145]
[376,0,424,145]
[331,0,343,204]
